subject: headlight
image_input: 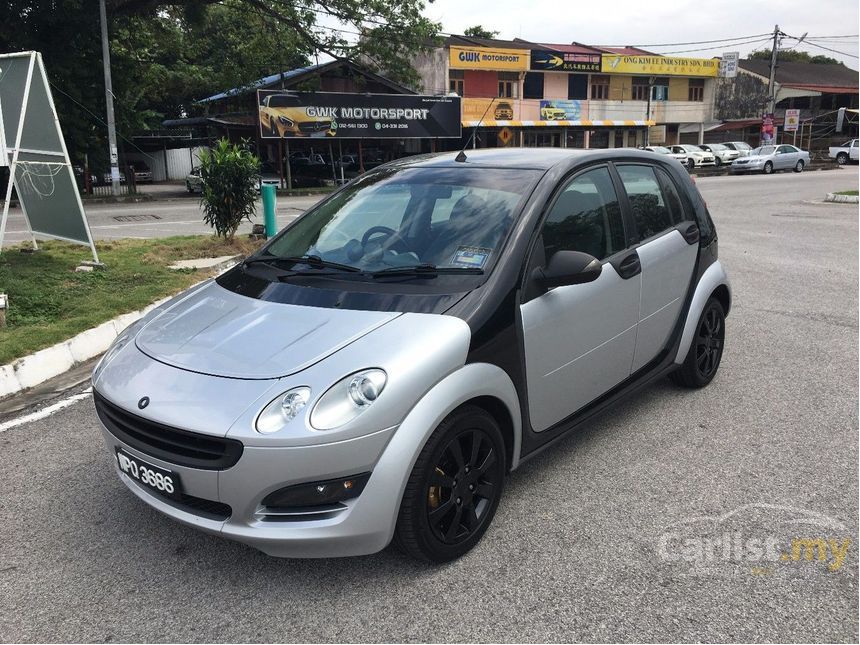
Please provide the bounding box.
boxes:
[278,116,294,126]
[310,369,387,430]
[256,387,311,434]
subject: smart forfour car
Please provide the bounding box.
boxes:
[93,148,731,563]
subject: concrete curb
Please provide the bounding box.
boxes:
[824,192,859,203]
[0,260,240,402]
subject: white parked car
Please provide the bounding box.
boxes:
[644,145,688,164]
[723,142,753,158]
[828,139,859,165]
[670,145,716,170]
[698,144,739,166]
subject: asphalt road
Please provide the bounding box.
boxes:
[0,170,858,642]
[1,184,320,245]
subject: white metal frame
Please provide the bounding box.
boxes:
[0,51,99,262]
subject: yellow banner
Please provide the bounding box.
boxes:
[450,46,529,71]
[601,54,719,77]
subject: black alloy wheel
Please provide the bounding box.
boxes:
[671,297,726,388]
[395,405,505,562]
[686,158,695,170]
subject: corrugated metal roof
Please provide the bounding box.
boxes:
[198,62,332,104]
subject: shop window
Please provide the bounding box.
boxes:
[449,70,464,96]
[651,78,669,101]
[631,77,650,101]
[568,74,588,100]
[498,72,519,98]
[688,78,704,102]
[590,75,609,100]
[523,72,544,100]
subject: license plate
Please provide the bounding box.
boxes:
[115,448,182,501]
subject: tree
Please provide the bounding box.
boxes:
[198,139,260,240]
[748,48,841,65]
[463,25,499,39]
[0,0,440,166]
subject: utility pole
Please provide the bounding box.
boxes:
[99,0,120,196]
[645,76,655,146]
[767,24,781,114]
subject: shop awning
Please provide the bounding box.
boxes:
[462,119,656,127]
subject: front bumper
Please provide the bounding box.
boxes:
[98,418,403,558]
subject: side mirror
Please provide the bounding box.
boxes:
[533,250,602,290]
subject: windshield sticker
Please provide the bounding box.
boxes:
[451,246,492,269]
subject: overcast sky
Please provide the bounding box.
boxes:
[421,0,859,66]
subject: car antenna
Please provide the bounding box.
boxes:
[456,97,497,163]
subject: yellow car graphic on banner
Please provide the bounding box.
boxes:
[259,94,336,138]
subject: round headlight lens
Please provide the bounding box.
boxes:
[311,369,387,430]
[347,371,385,406]
[256,387,311,434]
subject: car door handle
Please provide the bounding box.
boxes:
[614,251,641,279]
[680,222,700,245]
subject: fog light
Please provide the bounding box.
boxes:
[261,473,371,509]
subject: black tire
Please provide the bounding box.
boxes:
[714,156,722,167]
[670,297,726,388]
[763,161,774,174]
[394,405,506,563]
[686,158,695,170]
[794,159,804,173]
[837,152,849,166]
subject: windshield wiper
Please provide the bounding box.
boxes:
[244,254,361,273]
[371,264,484,278]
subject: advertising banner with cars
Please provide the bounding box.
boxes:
[449,46,529,70]
[539,100,582,120]
[530,50,601,72]
[461,97,518,122]
[257,90,462,139]
[601,54,719,77]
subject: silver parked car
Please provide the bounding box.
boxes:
[93,148,731,562]
[185,167,203,193]
[644,145,688,164]
[730,144,810,174]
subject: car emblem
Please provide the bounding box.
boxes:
[137,396,150,410]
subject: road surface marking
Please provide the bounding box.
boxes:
[0,388,93,434]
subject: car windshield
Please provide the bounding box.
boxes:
[260,166,541,275]
[649,146,671,154]
[266,95,298,108]
[752,146,776,156]
[708,144,727,151]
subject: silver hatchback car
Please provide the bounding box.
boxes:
[93,149,731,562]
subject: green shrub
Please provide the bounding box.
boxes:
[199,139,260,240]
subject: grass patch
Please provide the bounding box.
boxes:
[0,235,262,365]
[834,190,858,196]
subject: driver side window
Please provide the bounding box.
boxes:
[541,167,626,262]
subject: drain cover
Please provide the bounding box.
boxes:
[112,214,162,222]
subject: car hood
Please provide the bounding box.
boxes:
[135,281,401,379]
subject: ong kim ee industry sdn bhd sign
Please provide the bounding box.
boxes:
[601,54,719,77]
[257,91,462,139]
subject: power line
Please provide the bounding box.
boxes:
[653,37,774,55]
[798,39,859,59]
[609,33,772,48]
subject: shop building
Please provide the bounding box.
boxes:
[415,36,719,150]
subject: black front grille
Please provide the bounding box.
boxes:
[298,121,329,132]
[94,391,243,470]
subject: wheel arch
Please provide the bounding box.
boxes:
[469,395,517,473]
[674,260,731,364]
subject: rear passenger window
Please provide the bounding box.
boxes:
[655,168,686,224]
[542,167,626,261]
[617,164,674,240]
